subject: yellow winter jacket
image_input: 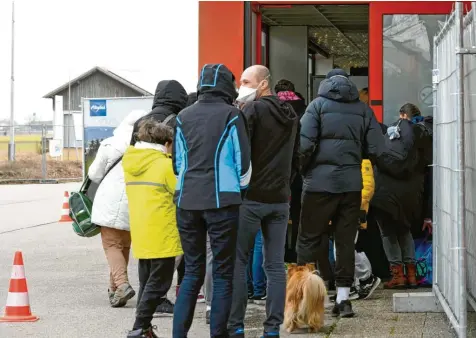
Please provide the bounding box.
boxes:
[360,159,375,229]
[122,145,183,259]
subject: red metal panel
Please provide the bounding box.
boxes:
[369,1,455,122]
[198,1,245,82]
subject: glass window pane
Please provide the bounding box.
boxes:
[383,14,446,125]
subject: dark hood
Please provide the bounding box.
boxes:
[259,96,298,126]
[197,64,238,104]
[318,69,359,103]
[186,92,198,107]
[151,80,188,113]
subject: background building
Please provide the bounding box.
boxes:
[43,66,152,147]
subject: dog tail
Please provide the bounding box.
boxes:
[299,272,327,331]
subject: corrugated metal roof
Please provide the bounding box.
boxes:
[262,4,369,68]
[43,66,153,99]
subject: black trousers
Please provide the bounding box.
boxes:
[134,257,175,330]
[297,191,361,287]
[285,175,303,263]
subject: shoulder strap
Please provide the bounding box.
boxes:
[100,155,123,184]
[162,113,176,126]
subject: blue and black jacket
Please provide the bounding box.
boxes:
[172,64,252,210]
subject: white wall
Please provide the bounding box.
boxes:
[349,76,368,91]
[313,54,368,92]
[315,55,334,75]
[269,26,308,100]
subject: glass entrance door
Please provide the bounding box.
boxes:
[368,2,455,124]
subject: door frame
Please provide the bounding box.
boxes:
[368,1,456,122]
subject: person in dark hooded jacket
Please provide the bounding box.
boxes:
[186,92,198,107]
[130,80,188,146]
[297,69,385,318]
[274,79,306,263]
[128,80,187,317]
[172,64,251,338]
[228,66,299,338]
[371,103,433,289]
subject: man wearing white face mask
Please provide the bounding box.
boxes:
[228,65,300,338]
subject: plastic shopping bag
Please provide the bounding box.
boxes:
[414,235,433,286]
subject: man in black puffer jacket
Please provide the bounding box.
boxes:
[298,69,384,317]
[130,80,188,145]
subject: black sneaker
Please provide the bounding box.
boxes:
[332,299,355,318]
[230,328,245,337]
[153,298,174,317]
[358,275,381,300]
[206,309,210,325]
[261,332,280,338]
[329,287,359,302]
[127,326,159,338]
[251,293,267,305]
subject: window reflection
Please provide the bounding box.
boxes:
[383,14,446,125]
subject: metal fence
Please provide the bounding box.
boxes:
[433,2,476,337]
[0,124,83,183]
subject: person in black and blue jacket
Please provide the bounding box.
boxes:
[172,63,251,338]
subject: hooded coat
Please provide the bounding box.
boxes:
[300,69,384,193]
[243,91,300,204]
[172,64,252,210]
[130,80,188,145]
[89,109,148,231]
[123,142,183,259]
[371,116,433,227]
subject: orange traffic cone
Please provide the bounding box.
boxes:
[0,251,39,322]
[59,191,72,222]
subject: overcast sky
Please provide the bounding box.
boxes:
[0,0,198,122]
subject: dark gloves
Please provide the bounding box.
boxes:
[359,210,367,224]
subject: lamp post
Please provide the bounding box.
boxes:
[8,0,15,161]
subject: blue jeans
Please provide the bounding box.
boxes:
[249,229,266,296]
[173,206,239,338]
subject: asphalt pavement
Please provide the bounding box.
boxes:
[0,183,474,338]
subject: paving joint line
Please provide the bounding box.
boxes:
[0,221,57,234]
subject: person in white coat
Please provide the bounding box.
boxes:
[88,109,147,308]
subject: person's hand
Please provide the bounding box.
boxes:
[422,218,433,234]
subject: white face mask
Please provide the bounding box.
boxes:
[236,86,257,103]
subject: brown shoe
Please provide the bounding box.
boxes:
[384,264,407,289]
[406,263,418,288]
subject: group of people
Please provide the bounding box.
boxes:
[88,63,433,338]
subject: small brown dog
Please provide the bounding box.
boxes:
[284,263,327,333]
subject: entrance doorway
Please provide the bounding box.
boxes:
[260,4,369,105]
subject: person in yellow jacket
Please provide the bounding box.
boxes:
[353,159,381,299]
[331,158,381,301]
[123,117,183,338]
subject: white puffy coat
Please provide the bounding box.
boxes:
[88,110,147,231]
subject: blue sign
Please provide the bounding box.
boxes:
[90,100,107,117]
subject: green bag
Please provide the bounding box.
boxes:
[69,156,122,237]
